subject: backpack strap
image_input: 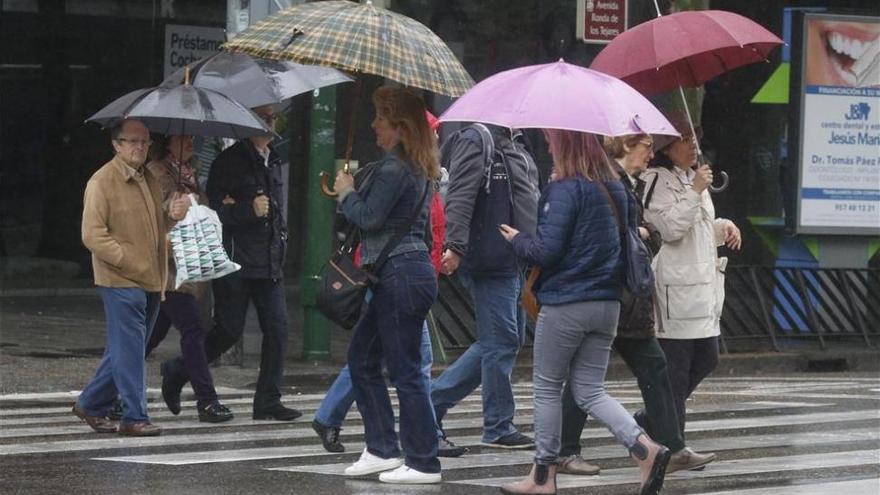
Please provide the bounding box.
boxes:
[471,123,496,194]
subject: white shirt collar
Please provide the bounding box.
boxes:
[674,166,695,185]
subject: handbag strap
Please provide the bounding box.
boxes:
[596,180,625,236]
[371,179,431,274]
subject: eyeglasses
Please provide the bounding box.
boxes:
[256,113,278,124]
[116,138,153,147]
[638,139,654,148]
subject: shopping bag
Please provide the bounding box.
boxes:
[169,195,240,288]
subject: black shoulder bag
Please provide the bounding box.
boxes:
[316,179,430,329]
[597,181,656,298]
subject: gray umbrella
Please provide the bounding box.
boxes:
[85,83,272,138]
[161,52,354,109]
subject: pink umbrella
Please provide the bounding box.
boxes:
[590,10,783,97]
[438,60,679,137]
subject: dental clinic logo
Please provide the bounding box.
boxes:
[844,102,871,121]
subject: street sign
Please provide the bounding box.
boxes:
[577,0,627,44]
[163,24,225,78]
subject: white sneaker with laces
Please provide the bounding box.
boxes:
[379,465,442,484]
[344,449,403,476]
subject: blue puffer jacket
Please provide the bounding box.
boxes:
[511,177,630,305]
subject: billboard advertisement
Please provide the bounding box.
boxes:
[796,13,880,235]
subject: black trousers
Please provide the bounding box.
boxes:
[164,273,289,411]
[560,336,686,456]
[146,292,218,408]
[657,336,719,440]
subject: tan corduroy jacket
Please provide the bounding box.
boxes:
[82,154,174,293]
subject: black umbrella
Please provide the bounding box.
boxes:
[86,71,272,139]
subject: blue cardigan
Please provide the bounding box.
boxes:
[511,177,629,305]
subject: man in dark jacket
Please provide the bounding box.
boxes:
[160,105,301,421]
[556,139,715,475]
[433,123,539,452]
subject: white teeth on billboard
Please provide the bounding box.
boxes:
[828,32,870,60]
[830,56,858,85]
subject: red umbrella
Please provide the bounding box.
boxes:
[590,10,783,97]
[590,9,782,192]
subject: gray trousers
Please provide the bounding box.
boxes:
[533,300,643,464]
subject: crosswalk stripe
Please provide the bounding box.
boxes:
[0,398,830,428]
[92,427,879,466]
[0,399,864,440]
[689,478,880,495]
[0,392,527,418]
[449,449,880,489]
[268,452,536,474]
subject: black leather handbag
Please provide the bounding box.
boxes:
[598,181,656,299]
[316,180,430,329]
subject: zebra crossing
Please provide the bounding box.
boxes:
[1,376,878,494]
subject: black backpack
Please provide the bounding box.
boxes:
[459,123,517,274]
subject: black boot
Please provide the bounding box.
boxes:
[160,360,185,415]
[311,420,344,452]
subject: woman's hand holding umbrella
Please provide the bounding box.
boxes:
[333,170,355,201]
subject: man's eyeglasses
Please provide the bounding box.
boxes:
[116,138,153,148]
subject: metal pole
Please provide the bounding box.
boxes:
[301,87,337,361]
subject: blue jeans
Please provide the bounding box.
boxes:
[349,251,440,474]
[315,321,437,430]
[430,269,525,443]
[77,288,160,424]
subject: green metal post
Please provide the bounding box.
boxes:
[301,87,337,361]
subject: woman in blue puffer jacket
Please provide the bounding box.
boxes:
[498,129,670,495]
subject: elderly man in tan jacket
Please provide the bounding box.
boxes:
[72,119,190,437]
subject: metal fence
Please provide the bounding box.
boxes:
[431,267,879,353]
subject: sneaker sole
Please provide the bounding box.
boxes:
[344,459,403,477]
[379,473,442,484]
[480,442,535,450]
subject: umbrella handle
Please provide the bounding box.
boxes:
[709,170,729,193]
[319,163,353,198]
[319,171,338,198]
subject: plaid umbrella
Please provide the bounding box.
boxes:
[222,0,473,97]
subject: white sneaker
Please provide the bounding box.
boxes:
[344,449,403,476]
[378,465,442,484]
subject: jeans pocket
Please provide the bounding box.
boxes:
[402,275,437,317]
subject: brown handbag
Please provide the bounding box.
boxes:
[522,266,541,321]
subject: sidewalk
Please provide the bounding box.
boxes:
[2,291,878,395]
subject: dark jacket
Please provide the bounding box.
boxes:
[206,140,287,279]
[616,167,662,339]
[442,125,539,274]
[511,177,628,306]
[339,151,430,266]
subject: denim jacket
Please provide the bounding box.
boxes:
[340,151,430,265]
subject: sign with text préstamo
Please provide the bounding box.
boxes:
[164,24,225,78]
[796,13,880,235]
[577,0,627,44]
